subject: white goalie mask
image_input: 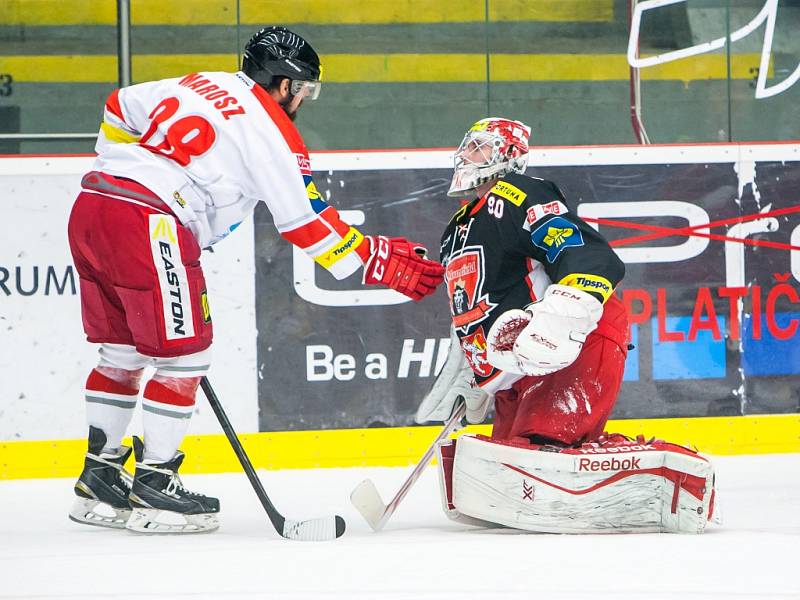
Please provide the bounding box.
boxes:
[448,118,531,197]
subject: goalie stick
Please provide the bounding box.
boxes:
[350,398,466,532]
[200,377,345,541]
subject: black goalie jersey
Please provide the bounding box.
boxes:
[440,172,626,392]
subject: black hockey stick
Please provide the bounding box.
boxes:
[200,376,346,540]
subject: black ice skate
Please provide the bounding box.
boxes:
[68,426,133,529]
[126,436,220,534]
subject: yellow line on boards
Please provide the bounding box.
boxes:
[0,0,613,26]
[0,53,769,84]
[1,413,798,480]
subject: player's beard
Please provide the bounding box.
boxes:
[280,96,300,122]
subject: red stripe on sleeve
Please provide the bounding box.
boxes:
[319,205,352,237]
[105,89,125,121]
[281,219,332,249]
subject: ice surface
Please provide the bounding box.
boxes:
[0,454,798,599]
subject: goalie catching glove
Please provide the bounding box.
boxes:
[486,284,604,376]
[360,236,446,301]
[415,328,491,425]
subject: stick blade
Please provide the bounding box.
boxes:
[350,479,387,531]
[281,515,346,541]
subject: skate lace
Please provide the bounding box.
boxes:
[118,467,133,490]
[94,453,133,491]
[164,472,201,497]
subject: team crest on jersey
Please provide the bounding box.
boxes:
[530,216,584,263]
[446,247,497,333]
[460,327,493,378]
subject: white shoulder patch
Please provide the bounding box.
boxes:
[522,200,568,231]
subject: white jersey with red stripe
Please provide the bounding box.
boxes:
[93,70,363,279]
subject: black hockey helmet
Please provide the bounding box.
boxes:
[242,26,322,96]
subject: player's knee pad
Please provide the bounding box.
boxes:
[146,346,210,411]
[98,343,150,372]
[152,346,212,379]
[148,374,201,399]
[439,434,717,534]
[87,367,142,395]
[142,376,198,420]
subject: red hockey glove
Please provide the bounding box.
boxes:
[361,236,445,301]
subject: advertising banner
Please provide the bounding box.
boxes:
[255,147,800,431]
[2,147,798,440]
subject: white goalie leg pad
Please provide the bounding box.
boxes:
[451,435,716,534]
[435,439,502,528]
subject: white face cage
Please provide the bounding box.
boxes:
[447,129,528,197]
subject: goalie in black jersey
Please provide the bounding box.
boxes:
[416,119,717,534]
[417,117,630,440]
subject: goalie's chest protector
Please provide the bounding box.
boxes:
[439,177,553,384]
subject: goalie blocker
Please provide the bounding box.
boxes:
[436,434,717,534]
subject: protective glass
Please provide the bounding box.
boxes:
[290,79,322,100]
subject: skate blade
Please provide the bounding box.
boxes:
[125,507,219,534]
[69,497,131,530]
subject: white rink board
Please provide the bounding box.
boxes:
[0,157,258,439]
[1,142,798,441]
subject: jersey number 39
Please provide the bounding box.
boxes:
[139,97,216,166]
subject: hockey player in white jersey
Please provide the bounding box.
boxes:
[67,26,445,534]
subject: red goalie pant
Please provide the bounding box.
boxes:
[68,172,213,358]
[492,295,629,445]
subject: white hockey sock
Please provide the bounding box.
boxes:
[141,377,198,462]
[85,368,140,451]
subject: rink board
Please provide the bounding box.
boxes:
[2,412,799,480]
[1,146,799,479]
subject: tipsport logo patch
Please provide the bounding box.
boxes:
[530,216,584,263]
[559,273,613,302]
